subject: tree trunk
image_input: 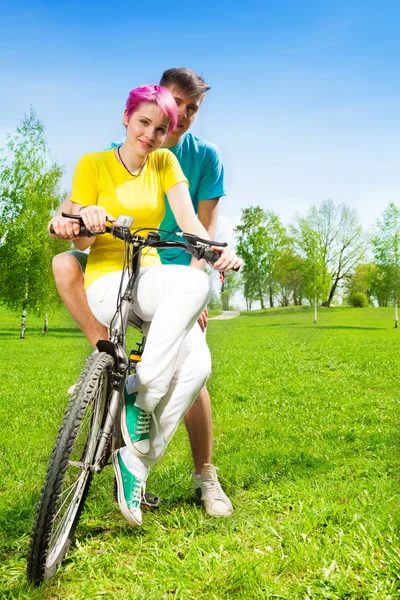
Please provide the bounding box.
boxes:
[269,284,274,308]
[314,296,318,324]
[43,313,49,334]
[322,278,340,307]
[20,282,29,339]
[20,300,27,339]
[257,278,265,310]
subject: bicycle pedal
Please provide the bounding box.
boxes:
[141,492,160,511]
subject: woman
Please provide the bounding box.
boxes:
[67,85,240,527]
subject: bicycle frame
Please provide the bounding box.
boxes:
[91,241,145,473]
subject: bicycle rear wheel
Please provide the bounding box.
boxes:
[27,352,114,583]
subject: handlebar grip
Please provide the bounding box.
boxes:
[202,249,221,264]
[49,224,94,237]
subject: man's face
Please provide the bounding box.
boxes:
[166,86,203,144]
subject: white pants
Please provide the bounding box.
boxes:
[86,265,212,478]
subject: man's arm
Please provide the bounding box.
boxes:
[191,197,220,331]
[189,198,220,270]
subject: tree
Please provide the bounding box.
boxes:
[372,203,400,327]
[343,263,377,306]
[291,199,366,308]
[220,270,240,310]
[290,217,330,321]
[274,245,305,307]
[0,109,69,337]
[241,268,259,311]
[235,206,289,309]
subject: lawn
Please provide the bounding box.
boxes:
[0,305,399,599]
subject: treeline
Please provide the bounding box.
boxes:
[225,202,400,322]
[2,112,400,334]
[0,110,69,336]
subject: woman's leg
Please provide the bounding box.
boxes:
[86,265,211,413]
[113,323,211,526]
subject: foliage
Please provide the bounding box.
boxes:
[291,199,366,307]
[372,203,400,314]
[290,216,330,307]
[207,290,222,311]
[235,206,289,309]
[343,263,377,305]
[0,109,69,332]
[220,270,240,310]
[274,246,305,306]
[0,305,399,598]
[349,291,368,307]
[241,266,259,311]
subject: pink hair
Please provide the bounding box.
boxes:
[125,85,178,134]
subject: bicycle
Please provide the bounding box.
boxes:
[27,213,228,584]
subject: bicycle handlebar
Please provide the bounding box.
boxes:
[50,213,238,269]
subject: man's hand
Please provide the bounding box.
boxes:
[48,215,81,239]
[198,307,208,332]
[210,246,242,272]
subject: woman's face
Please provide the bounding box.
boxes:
[124,102,170,156]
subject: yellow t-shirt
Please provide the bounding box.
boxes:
[70,149,188,288]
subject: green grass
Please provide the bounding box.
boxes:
[0,305,399,599]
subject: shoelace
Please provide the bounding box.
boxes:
[135,410,151,435]
[202,478,227,502]
[129,479,146,509]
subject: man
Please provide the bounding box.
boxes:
[50,67,232,517]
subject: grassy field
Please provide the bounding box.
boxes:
[0,305,399,599]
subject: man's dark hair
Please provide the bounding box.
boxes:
[159,68,211,98]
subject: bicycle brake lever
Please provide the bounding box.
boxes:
[178,232,227,247]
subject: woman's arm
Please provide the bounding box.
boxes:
[166,182,210,240]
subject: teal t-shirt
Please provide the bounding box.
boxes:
[107,132,225,265]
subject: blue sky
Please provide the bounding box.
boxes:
[1,0,400,246]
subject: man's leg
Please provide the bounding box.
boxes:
[52,253,108,348]
[184,387,233,517]
[184,386,213,473]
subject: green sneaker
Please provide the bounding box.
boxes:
[121,389,151,456]
[112,450,144,527]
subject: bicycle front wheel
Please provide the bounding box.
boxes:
[27,352,114,583]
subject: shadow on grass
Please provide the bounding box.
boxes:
[0,327,83,338]
[305,325,386,331]
[228,322,386,331]
[240,307,313,317]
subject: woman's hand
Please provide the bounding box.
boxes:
[78,206,116,234]
[209,246,242,272]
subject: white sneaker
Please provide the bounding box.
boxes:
[192,464,233,517]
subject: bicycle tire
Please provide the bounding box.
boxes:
[27,352,114,583]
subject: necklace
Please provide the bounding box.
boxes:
[117,146,147,176]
